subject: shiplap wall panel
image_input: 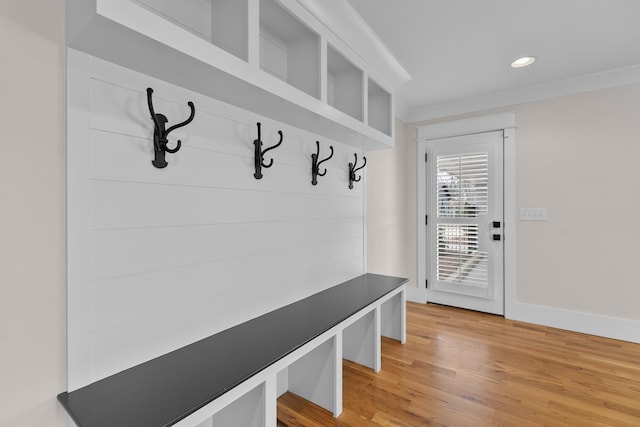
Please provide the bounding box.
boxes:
[88,257,362,382]
[90,237,363,331]
[89,131,359,197]
[91,217,363,280]
[90,182,362,228]
[68,51,366,390]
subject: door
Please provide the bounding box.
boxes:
[425,131,504,315]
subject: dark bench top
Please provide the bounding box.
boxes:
[58,273,408,427]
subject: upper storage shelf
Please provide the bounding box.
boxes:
[135,0,249,61]
[66,0,411,149]
[259,0,320,100]
[327,44,363,122]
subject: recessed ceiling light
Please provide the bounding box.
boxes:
[511,56,536,68]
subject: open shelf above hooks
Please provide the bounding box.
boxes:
[66,0,410,150]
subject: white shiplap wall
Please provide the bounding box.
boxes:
[67,49,365,391]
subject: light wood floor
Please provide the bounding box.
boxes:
[277,302,640,426]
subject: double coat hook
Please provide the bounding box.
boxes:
[253,122,283,179]
[147,87,195,168]
[348,153,367,189]
[311,141,334,185]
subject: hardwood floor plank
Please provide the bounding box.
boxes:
[278,303,640,426]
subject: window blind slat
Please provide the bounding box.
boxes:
[437,152,489,219]
[436,223,488,287]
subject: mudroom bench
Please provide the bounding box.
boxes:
[58,273,408,427]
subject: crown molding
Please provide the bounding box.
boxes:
[407,64,640,123]
[416,112,516,140]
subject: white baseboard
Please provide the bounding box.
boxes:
[406,287,640,344]
[507,302,640,344]
[405,286,427,304]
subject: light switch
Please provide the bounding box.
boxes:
[520,208,547,221]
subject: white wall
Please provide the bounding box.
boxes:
[404,83,640,326]
[0,2,67,427]
[510,86,640,320]
[366,119,408,279]
[67,51,365,390]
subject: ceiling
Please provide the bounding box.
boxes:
[346,0,640,121]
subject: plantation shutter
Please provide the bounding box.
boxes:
[436,153,489,286]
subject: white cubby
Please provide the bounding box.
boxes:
[368,78,392,136]
[211,383,265,427]
[67,0,398,152]
[210,0,248,60]
[380,290,406,343]
[327,44,363,122]
[287,335,341,416]
[192,383,266,427]
[135,0,248,60]
[276,368,288,397]
[260,0,320,99]
[342,309,379,372]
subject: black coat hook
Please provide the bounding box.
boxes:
[348,153,367,189]
[147,87,195,168]
[253,122,283,179]
[311,141,334,185]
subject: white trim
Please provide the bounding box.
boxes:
[247,0,259,67]
[503,127,517,319]
[417,113,516,140]
[416,140,427,298]
[332,333,343,417]
[509,302,640,344]
[362,158,368,274]
[416,113,516,315]
[66,48,94,391]
[405,285,427,304]
[264,374,278,425]
[407,64,640,122]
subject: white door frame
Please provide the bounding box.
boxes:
[416,113,517,318]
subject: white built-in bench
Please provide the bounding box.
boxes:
[58,273,407,427]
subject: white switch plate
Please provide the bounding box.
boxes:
[520,208,547,221]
